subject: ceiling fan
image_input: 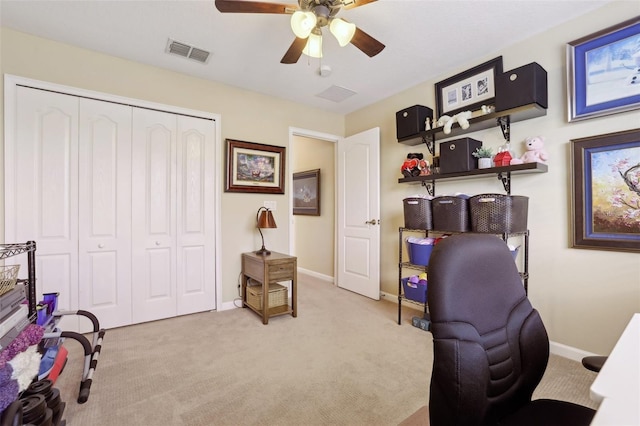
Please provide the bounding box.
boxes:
[214,0,385,64]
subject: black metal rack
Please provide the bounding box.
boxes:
[0,241,37,319]
[397,228,529,326]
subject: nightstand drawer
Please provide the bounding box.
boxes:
[268,261,294,281]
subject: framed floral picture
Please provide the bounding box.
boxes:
[225,139,285,194]
[571,128,640,252]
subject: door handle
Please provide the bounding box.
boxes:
[365,219,379,225]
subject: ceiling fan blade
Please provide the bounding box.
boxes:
[281,37,308,64]
[350,27,385,57]
[215,0,297,14]
[340,0,377,10]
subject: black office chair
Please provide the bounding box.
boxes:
[427,234,595,426]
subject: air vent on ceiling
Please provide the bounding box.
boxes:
[166,39,210,64]
[315,85,357,103]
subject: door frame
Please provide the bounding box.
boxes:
[3,74,224,313]
[288,127,340,282]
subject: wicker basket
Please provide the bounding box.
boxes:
[432,196,471,232]
[403,197,432,230]
[469,194,529,233]
[0,265,20,296]
[246,283,288,310]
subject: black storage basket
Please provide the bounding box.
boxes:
[470,194,529,233]
[432,196,470,232]
[403,198,432,230]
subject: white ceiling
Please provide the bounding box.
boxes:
[0,0,613,115]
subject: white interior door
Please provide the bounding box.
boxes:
[175,116,216,315]
[9,87,80,324]
[131,108,177,323]
[337,128,381,299]
[78,98,132,329]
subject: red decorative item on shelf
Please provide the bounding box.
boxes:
[493,150,512,167]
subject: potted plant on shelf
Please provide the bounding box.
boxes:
[472,147,494,169]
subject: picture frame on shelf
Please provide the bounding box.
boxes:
[293,169,320,216]
[225,139,285,194]
[566,17,640,122]
[571,128,640,252]
[434,56,503,119]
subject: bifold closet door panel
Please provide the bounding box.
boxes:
[176,116,216,315]
[78,98,133,330]
[10,87,80,320]
[131,108,178,324]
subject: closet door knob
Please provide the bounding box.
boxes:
[98,243,104,249]
[155,241,161,246]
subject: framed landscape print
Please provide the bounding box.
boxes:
[567,17,640,121]
[293,169,320,216]
[225,139,285,194]
[571,128,640,252]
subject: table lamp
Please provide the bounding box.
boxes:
[256,206,277,255]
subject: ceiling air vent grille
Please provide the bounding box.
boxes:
[166,39,210,64]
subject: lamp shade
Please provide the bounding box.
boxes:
[302,30,323,58]
[257,209,277,229]
[329,18,356,47]
[290,11,317,39]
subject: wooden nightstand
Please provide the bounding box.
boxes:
[241,251,297,324]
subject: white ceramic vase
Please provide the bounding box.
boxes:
[478,158,492,169]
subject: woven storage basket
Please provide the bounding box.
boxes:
[403,198,432,230]
[470,194,529,233]
[0,265,20,296]
[432,196,471,232]
[247,283,288,310]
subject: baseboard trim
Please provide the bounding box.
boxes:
[297,268,334,283]
[549,341,598,362]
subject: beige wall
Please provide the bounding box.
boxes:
[292,136,335,277]
[0,28,344,305]
[346,0,640,355]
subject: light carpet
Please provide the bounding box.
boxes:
[54,274,598,425]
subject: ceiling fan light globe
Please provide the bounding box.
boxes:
[302,32,323,58]
[291,11,317,38]
[329,18,356,47]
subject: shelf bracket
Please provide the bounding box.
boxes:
[497,115,511,142]
[421,134,435,155]
[497,171,512,194]
[421,180,435,196]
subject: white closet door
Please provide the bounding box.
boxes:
[9,87,79,316]
[78,98,132,329]
[176,116,216,315]
[131,108,177,323]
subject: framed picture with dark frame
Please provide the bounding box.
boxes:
[293,169,320,216]
[435,56,503,119]
[225,139,285,194]
[571,128,640,252]
[566,17,640,122]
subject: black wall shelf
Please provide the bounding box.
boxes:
[398,162,548,195]
[397,103,547,146]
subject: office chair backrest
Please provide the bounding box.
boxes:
[427,234,550,425]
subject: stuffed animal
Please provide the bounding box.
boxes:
[436,111,472,135]
[510,136,549,165]
[401,153,430,177]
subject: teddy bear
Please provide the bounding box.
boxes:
[510,136,549,165]
[436,110,472,135]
